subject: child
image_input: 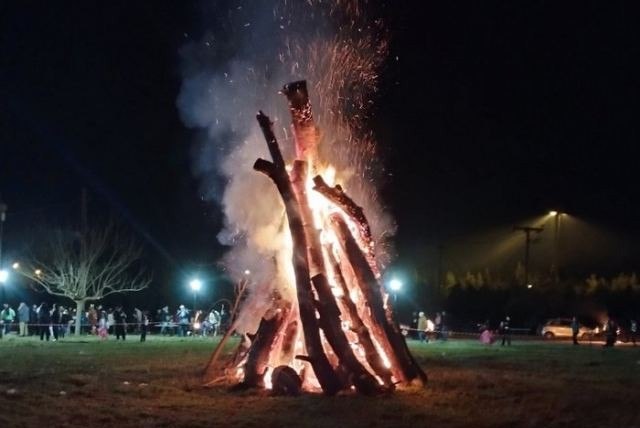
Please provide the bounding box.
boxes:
[98,311,108,340]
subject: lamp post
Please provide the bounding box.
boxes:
[389,278,403,304]
[514,225,543,287]
[0,269,7,305]
[548,211,564,284]
[189,278,202,312]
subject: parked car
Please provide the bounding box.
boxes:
[540,318,595,339]
[590,323,631,344]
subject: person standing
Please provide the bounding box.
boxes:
[177,305,189,337]
[571,316,580,345]
[29,304,38,336]
[417,312,428,343]
[134,308,143,334]
[107,308,115,335]
[114,306,127,340]
[38,303,51,341]
[441,311,448,340]
[17,302,30,337]
[1,304,16,336]
[604,318,617,347]
[60,308,71,338]
[499,316,511,346]
[140,311,149,342]
[434,312,442,340]
[50,304,59,341]
[98,311,108,340]
[630,319,637,346]
[87,304,98,335]
[208,309,220,337]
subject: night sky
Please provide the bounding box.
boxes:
[1,2,639,303]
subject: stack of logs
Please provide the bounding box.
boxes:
[206,80,426,396]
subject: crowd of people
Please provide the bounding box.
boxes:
[0,302,229,341]
[412,311,448,343]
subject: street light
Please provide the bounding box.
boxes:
[388,278,403,304]
[0,269,8,304]
[189,278,202,311]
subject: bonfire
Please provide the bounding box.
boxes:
[204,80,426,396]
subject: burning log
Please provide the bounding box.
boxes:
[239,309,287,389]
[281,80,319,161]
[313,175,378,276]
[326,251,394,390]
[330,214,427,386]
[290,135,382,395]
[311,274,382,395]
[254,111,342,396]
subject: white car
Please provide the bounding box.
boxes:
[540,318,594,339]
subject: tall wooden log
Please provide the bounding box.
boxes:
[281,80,319,161]
[254,111,342,395]
[326,250,394,390]
[313,175,379,277]
[290,160,381,395]
[330,214,428,386]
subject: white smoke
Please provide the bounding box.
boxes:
[176,1,395,330]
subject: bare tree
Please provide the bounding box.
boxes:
[18,223,151,335]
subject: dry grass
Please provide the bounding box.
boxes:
[0,335,638,428]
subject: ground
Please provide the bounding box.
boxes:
[0,335,638,428]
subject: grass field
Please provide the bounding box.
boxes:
[0,334,638,428]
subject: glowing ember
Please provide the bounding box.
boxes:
[263,367,274,390]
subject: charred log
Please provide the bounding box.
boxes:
[291,160,381,395]
[327,252,394,390]
[254,111,342,395]
[330,214,427,386]
[271,365,303,396]
[281,80,319,160]
[311,274,383,395]
[240,312,286,389]
[312,175,377,275]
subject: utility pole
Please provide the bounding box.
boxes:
[514,226,543,287]
[548,211,564,285]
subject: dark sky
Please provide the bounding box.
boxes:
[1,1,639,301]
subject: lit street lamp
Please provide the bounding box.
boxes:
[189,278,202,311]
[389,278,403,304]
[0,269,8,304]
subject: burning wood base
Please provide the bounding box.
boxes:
[204,80,427,395]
